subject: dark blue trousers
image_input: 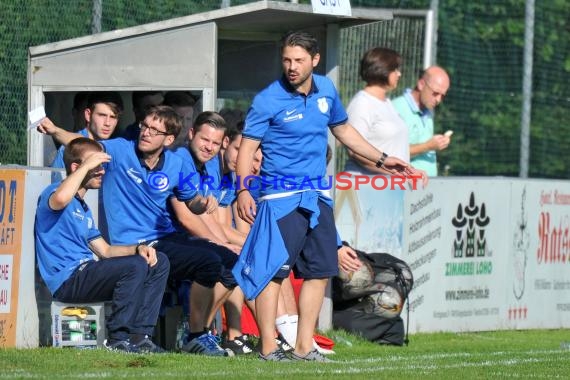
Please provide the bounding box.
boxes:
[153,233,237,289]
[54,252,170,341]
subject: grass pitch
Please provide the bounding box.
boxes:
[2,329,569,379]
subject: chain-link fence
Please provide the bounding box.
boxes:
[337,13,429,170]
[1,0,568,178]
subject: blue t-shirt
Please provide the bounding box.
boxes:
[100,138,198,245]
[243,75,347,196]
[51,128,90,169]
[35,183,101,294]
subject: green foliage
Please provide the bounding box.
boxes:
[438,0,569,177]
[0,0,568,177]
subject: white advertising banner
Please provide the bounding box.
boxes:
[508,181,570,329]
[403,179,511,332]
[335,177,570,333]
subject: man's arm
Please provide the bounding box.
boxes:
[235,137,260,224]
[37,117,85,147]
[346,149,398,174]
[171,197,224,242]
[184,194,215,215]
[331,123,410,174]
[232,201,251,234]
[217,206,247,247]
[410,134,450,157]
[48,152,110,210]
[89,237,158,267]
[171,198,240,253]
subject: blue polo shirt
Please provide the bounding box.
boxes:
[100,138,198,245]
[171,146,224,198]
[243,75,347,196]
[35,183,101,295]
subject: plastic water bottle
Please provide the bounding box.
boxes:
[62,320,97,341]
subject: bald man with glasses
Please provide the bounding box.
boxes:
[392,66,451,176]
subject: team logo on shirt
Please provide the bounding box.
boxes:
[317,97,329,114]
[147,171,169,192]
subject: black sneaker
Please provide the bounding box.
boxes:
[222,335,255,355]
[276,333,293,352]
[135,336,167,354]
[104,339,140,353]
[259,347,291,362]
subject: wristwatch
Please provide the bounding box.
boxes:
[375,152,388,168]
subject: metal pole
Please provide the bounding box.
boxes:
[91,0,102,34]
[519,0,534,178]
[427,0,439,66]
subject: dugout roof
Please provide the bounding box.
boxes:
[27,0,393,166]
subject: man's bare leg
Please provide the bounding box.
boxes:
[255,278,283,356]
[224,287,245,340]
[189,283,214,333]
[295,278,327,356]
[205,282,233,330]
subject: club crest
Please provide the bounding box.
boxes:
[317,97,329,113]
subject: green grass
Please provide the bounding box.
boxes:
[2,329,570,379]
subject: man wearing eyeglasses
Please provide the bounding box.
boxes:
[392,66,451,176]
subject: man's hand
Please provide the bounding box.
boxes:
[407,167,429,189]
[236,190,256,225]
[338,245,362,273]
[429,134,450,151]
[36,117,59,135]
[381,156,412,175]
[137,245,158,267]
[81,151,111,171]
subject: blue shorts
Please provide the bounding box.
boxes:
[274,200,339,279]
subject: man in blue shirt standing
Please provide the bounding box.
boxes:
[234,31,416,361]
[35,137,170,353]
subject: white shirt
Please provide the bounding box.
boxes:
[344,90,410,174]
